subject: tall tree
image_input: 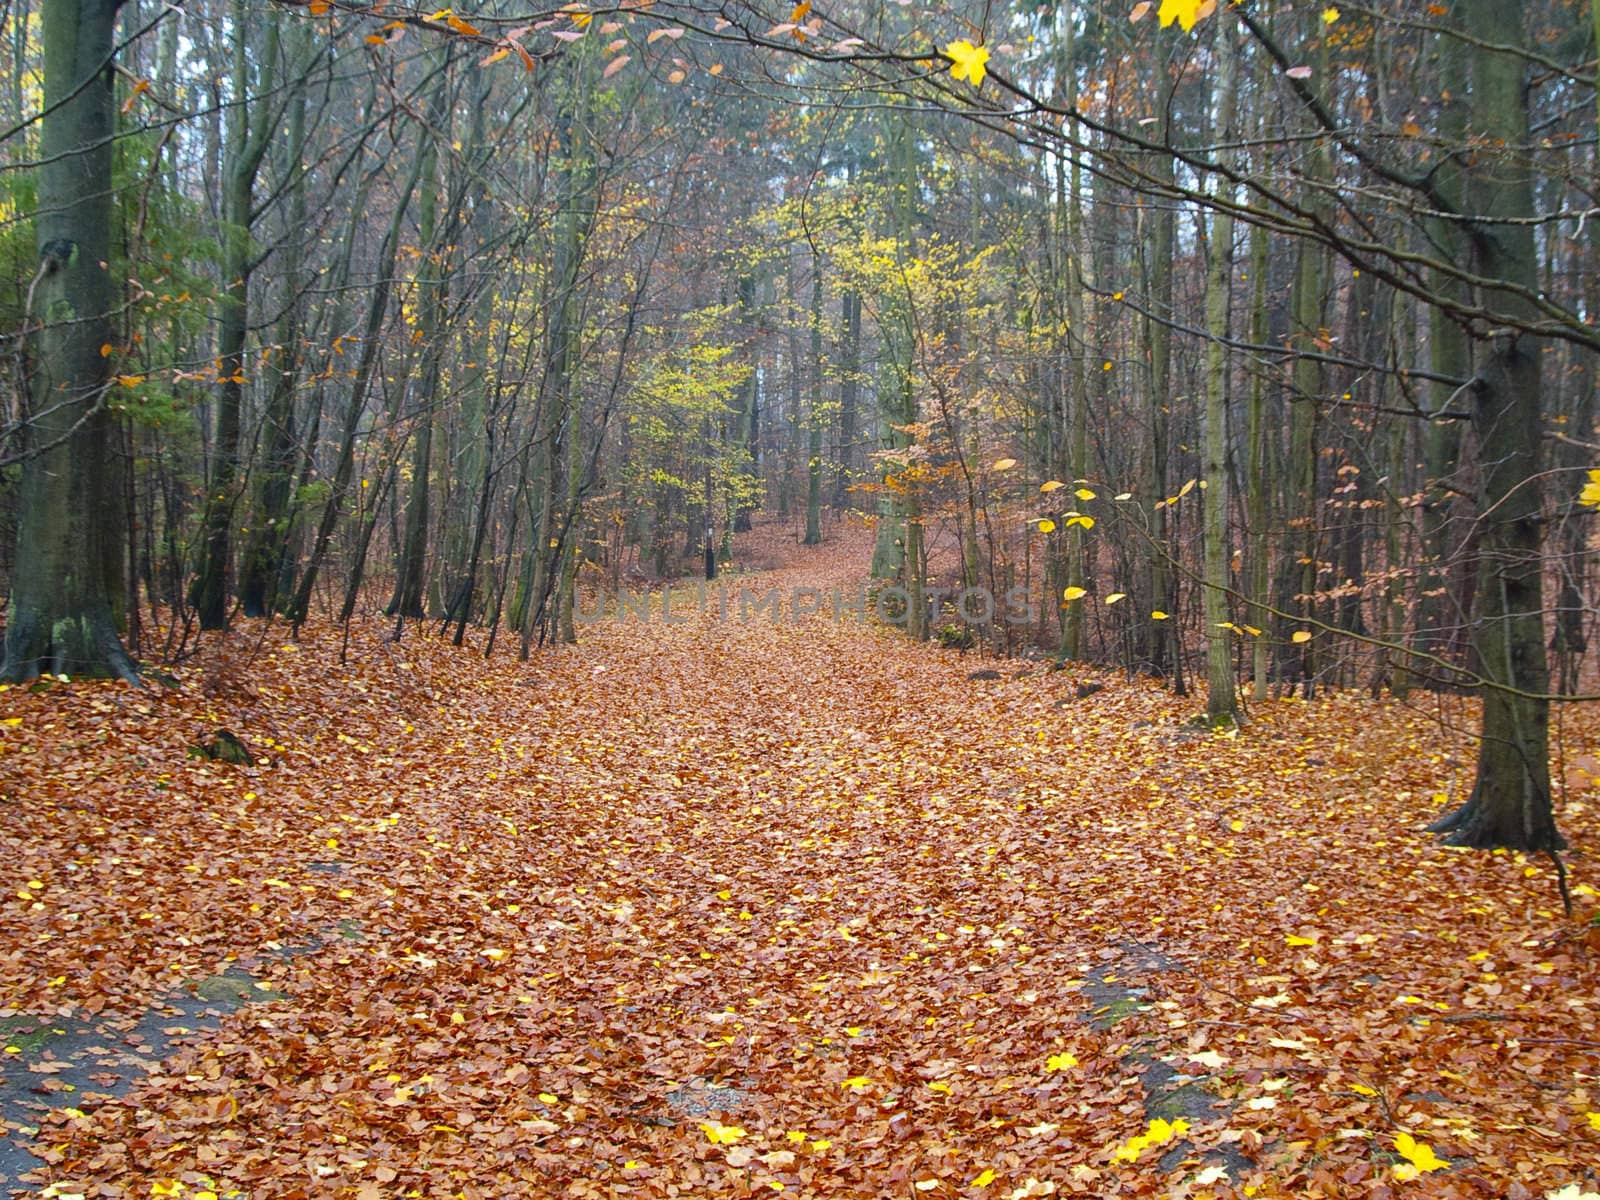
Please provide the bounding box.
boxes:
[2,0,138,682]
[1426,0,1559,852]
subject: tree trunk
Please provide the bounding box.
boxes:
[191,4,278,630]
[1426,0,1559,852]
[1201,6,1239,725]
[3,0,137,682]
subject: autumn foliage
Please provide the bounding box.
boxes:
[1,532,1598,1198]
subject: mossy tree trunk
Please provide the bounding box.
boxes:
[2,0,139,683]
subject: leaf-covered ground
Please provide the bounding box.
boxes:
[3,529,1599,1199]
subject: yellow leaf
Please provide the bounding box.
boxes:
[1157,0,1206,32]
[810,1138,831,1151]
[538,1092,559,1104]
[1110,1117,1190,1164]
[1075,487,1096,500]
[481,948,506,961]
[992,456,1017,471]
[1392,1131,1447,1175]
[1292,630,1312,643]
[1151,610,1169,620]
[1105,593,1126,605]
[100,343,114,357]
[1037,519,1057,534]
[1063,586,1087,602]
[790,0,811,19]
[928,1081,952,1093]
[1579,469,1600,509]
[446,14,481,34]
[841,1076,872,1091]
[972,1168,997,1188]
[945,39,991,86]
[1040,479,1066,492]
[1351,1083,1377,1096]
[116,374,145,387]
[1321,6,1340,23]
[699,1121,747,1144]
[151,1183,184,1198]
[1046,1051,1078,1070]
[1286,934,1316,947]
[1230,819,1244,832]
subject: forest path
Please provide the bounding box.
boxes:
[3,523,1598,1197]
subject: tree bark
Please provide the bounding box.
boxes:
[2,0,138,683]
[1426,0,1559,852]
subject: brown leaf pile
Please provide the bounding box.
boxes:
[2,529,1598,1199]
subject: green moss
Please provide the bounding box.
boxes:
[0,1013,64,1056]
[189,971,282,1005]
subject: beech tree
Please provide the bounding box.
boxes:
[1,0,138,683]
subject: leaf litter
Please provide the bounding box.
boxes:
[1,526,1598,1198]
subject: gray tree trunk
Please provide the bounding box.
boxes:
[3,0,138,683]
[1426,0,1560,852]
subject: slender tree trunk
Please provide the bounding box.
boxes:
[1201,6,1239,725]
[191,4,278,630]
[239,19,309,618]
[804,259,823,545]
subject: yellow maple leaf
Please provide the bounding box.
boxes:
[1321,6,1340,23]
[1046,1051,1078,1070]
[971,1168,997,1188]
[944,39,990,86]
